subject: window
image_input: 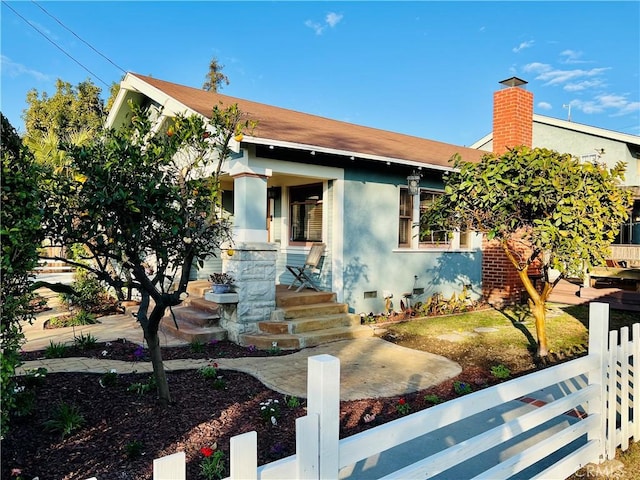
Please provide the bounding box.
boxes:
[419,190,449,245]
[399,187,471,249]
[290,183,323,243]
[614,199,640,245]
[398,189,413,247]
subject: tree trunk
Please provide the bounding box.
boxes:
[137,293,172,406]
[144,326,172,406]
[528,297,549,357]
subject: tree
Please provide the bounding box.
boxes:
[1,113,45,435]
[202,57,230,92]
[422,146,631,356]
[39,102,253,405]
[23,78,105,141]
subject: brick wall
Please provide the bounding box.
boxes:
[492,86,533,156]
[482,81,534,305]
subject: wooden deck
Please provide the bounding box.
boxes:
[547,279,640,312]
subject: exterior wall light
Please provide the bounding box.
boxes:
[407,171,421,196]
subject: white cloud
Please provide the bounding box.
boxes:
[559,49,588,64]
[305,11,343,35]
[537,101,552,110]
[571,94,639,117]
[512,40,534,53]
[0,55,50,81]
[564,79,605,92]
[325,12,343,28]
[523,63,610,86]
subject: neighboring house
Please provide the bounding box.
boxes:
[107,73,485,324]
[471,77,640,304]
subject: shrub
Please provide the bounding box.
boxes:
[424,394,442,404]
[453,381,473,396]
[259,399,281,425]
[285,396,301,408]
[43,401,85,439]
[45,341,67,359]
[124,439,144,459]
[99,369,118,388]
[491,364,511,379]
[127,375,156,395]
[73,332,97,350]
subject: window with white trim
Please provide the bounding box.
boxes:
[290,183,323,243]
[399,187,471,249]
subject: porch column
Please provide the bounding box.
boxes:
[221,243,277,344]
[231,170,271,243]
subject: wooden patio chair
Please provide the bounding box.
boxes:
[286,243,325,292]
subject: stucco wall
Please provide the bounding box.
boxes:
[341,170,482,314]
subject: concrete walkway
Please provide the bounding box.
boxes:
[19,308,462,401]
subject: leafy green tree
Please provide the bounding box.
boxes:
[422,146,631,356]
[203,57,230,92]
[23,78,104,141]
[1,113,45,435]
[39,102,253,405]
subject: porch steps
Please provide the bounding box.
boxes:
[159,280,227,344]
[240,286,374,350]
[547,279,640,312]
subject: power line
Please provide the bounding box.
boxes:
[2,0,110,87]
[31,0,126,75]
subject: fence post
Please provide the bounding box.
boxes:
[153,451,185,480]
[230,431,257,479]
[633,323,640,441]
[307,354,340,480]
[297,413,320,479]
[587,302,609,462]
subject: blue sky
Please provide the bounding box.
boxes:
[1,1,639,146]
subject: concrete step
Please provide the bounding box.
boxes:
[163,305,220,328]
[258,313,358,334]
[281,302,349,319]
[160,320,227,344]
[240,324,374,350]
[276,289,337,308]
[187,280,213,297]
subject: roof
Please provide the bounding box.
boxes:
[118,73,484,169]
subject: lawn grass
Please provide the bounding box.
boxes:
[388,305,590,356]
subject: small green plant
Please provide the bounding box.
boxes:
[285,395,301,408]
[12,386,36,417]
[127,375,156,395]
[190,341,205,353]
[424,394,442,404]
[491,364,511,379]
[43,401,85,439]
[73,331,97,350]
[99,369,118,388]
[199,363,219,379]
[268,341,281,355]
[259,399,281,425]
[199,446,225,480]
[453,381,473,396]
[395,397,411,415]
[45,341,67,358]
[124,439,144,459]
[21,367,48,388]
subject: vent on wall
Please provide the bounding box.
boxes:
[363,291,377,299]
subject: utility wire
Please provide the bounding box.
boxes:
[2,0,110,87]
[31,0,127,75]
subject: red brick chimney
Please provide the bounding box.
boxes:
[492,77,533,155]
[483,77,535,305]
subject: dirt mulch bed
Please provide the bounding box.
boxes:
[4,339,572,479]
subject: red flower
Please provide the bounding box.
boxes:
[200,446,214,457]
[398,398,406,405]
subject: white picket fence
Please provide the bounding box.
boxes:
[142,303,638,479]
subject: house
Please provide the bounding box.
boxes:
[472,77,640,304]
[106,73,485,341]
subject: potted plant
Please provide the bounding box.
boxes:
[209,272,234,294]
